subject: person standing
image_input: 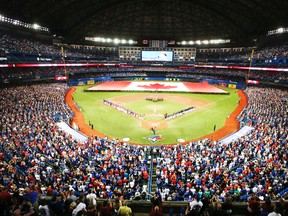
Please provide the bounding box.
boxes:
[98,198,112,216]
[117,200,132,216]
[268,203,283,216]
[152,126,156,135]
[246,195,261,216]
[0,185,12,216]
[86,189,97,208]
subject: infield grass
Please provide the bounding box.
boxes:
[73,85,239,144]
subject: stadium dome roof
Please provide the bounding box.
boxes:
[1,0,288,43]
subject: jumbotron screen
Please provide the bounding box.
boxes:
[141,50,173,62]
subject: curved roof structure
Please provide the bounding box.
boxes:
[1,0,288,43]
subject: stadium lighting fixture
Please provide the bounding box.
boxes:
[114,38,120,44]
[176,38,229,46]
[33,23,40,29]
[277,27,284,33]
[268,27,288,35]
[86,36,137,45]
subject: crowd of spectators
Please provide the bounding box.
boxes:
[252,44,288,59]
[2,31,288,67]
[0,83,286,216]
[0,33,118,60]
[0,67,147,81]
[1,32,288,85]
[1,66,287,84]
[196,43,288,61]
[0,34,58,55]
[167,68,288,82]
[0,33,288,215]
[0,83,151,215]
[151,87,288,202]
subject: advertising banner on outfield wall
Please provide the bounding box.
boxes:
[203,78,245,89]
[228,84,237,89]
[68,77,113,86]
[87,80,95,85]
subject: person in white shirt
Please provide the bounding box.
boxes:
[38,198,51,216]
[72,197,87,216]
[86,189,97,207]
[268,202,283,216]
[189,197,203,210]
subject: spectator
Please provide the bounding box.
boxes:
[72,195,87,216]
[49,192,66,216]
[150,204,163,216]
[261,197,274,216]
[221,197,233,216]
[187,196,203,216]
[86,189,97,209]
[246,195,261,216]
[268,203,283,216]
[117,200,132,216]
[0,185,12,215]
[38,198,51,216]
[98,199,112,216]
[112,197,122,216]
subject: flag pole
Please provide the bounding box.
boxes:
[61,47,68,84]
[246,49,254,83]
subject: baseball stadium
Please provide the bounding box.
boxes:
[0,1,288,216]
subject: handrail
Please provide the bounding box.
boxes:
[147,147,154,200]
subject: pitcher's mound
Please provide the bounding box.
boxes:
[141,119,167,130]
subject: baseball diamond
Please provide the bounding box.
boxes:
[68,81,244,145]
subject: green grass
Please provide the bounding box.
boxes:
[73,85,239,144]
[124,100,189,115]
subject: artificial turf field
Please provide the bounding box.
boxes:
[73,85,239,144]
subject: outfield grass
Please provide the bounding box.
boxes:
[73,86,239,144]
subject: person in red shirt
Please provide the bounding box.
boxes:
[46,186,54,196]
[0,185,12,216]
[150,204,163,216]
[98,198,112,216]
[246,194,261,216]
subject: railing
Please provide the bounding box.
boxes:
[147,147,155,200]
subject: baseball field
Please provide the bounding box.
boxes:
[69,81,241,145]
